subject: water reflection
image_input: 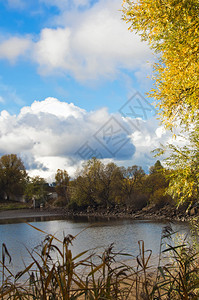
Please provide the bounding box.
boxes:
[0,215,67,224]
[0,216,190,279]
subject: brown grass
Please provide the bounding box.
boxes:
[1,223,199,299]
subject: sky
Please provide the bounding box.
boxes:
[0,0,175,181]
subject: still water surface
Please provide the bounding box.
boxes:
[0,216,189,275]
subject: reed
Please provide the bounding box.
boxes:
[0,223,199,299]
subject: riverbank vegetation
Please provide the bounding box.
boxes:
[1,224,199,299]
[122,0,199,212]
[0,201,30,211]
[0,154,198,220]
[0,154,182,212]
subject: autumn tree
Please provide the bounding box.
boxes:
[123,0,199,209]
[70,158,124,208]
[98,162,123,207]
[25,176,48,205]
[156,126,199,208]
[149,160,163,175]
[70,175,91,208]
[121,165,146,208]
[122,0,199,128]
[70,158,104,208]
[145,160,172,207]
[0,154,27,201]
[55,169,70,205]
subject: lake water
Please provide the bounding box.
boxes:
[0,216,190,278]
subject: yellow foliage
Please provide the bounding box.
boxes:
[122,0,199,128]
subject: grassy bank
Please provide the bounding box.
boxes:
[0,201,30,211]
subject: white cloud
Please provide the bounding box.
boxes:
[0,0,152,83]
[40,0,90,9]
[134,62,154,91]
[0,97,175,180]
[6,0,25,9]
[0,96,5,103]
[21,97,85,119]
[0,80,25,107]
[33,28,72,72]
[0,97,113,161]
[0,36,32,63]
[73,0,90,7]
[33,0,152,81]
[129,119,169,169]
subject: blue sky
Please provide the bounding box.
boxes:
[0,0,172,180]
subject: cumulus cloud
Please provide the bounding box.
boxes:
[128,119,168,170]
[33,28,72,73]
[33,0,152,81]
[0,36,32,63]
[20,153,49,171]
[0,0,152,82]
[0,97,133,179]
[20,97,85,118]
[0,97,174,180]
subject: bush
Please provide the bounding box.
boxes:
[149,188,172,208]
[129,193,148,211]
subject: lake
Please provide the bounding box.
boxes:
[0,216,190,278]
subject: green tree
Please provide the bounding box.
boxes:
[25,176,48,205]
[0,154,27,201]
[70,159,124,208]
[70,158,104,208]
[55,169,70,205]
[122,0,199,128]
[121,165,146,208]
[99,162,123,207]
[149,160,163,175]
[145,160,172,207]
[70,175,92,208]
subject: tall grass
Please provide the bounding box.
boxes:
[0,223,199,299]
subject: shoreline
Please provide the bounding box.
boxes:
[0,204,194,223]
[0,208,64,222]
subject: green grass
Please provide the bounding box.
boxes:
[0,201,30,211]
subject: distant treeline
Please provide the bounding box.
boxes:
[0,154,174,210]
[67,157,173,210]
